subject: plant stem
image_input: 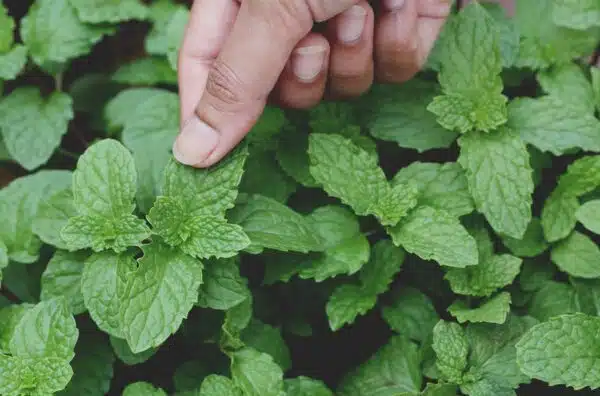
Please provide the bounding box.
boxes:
[59,148,79,160]
[54,72,64,92]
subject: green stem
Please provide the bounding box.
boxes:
[59,148,79,160]
[54,72,64,92]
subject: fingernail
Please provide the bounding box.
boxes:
[172,115,220,166]
[384,0,405,10]
[338,5,367,45]
[292,46,326,83]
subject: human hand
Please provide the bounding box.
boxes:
[172,0,451,168]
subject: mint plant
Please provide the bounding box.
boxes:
[1,0,600,395]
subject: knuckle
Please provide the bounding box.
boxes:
[203,59,250,112]
[418,0,452,18]
[249,0,313,41]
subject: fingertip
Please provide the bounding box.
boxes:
[172,115,220,168]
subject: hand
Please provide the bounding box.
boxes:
[173,0,452,168]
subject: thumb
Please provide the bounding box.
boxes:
[173,0,359,168]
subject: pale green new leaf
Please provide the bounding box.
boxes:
[576,200,600,234]
[197,257,249,310]
[445,255,522,297]
[230,348,285,396]
[458,127,533,239]
[33,189,77,250]
[541,192,579,242]
[103,88,165,132]
[308,133,418,226]
[198,375,242,396]
[0,355,74,396]
[40,251,87,315]
[516,313,600,390]
[432,321,468,384]
[448,293,511,324]
[382,287,439,343]
[0,45,28,81]
[0,88,73,170]
[113,56,177,85]
[551,231,600,278]
[0,304,33,353]
[285,377,333,396]
[69,0,148,23]
[388,206,478,268]
[326,285,377,331]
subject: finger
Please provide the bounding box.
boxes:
[326,1,374,99]
[416,1,452,66]
[173,0,360,168]
[374,0,420,83]
[272,33,330,109]
[178,0,239,126]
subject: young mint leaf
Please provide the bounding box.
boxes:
[121,241,203,353]
[553,0,600,30]
[197,257,249,311]
[57,333,115,396]
[481,2,519,68]
[338,335,422,396]
[501,218,548,258]
[69,0,148,24]
[427,2,507,133]
[360,81,458,152]
[536,63,596,114]
[145,1,186,55]
[508,96,600,155]
[20,0,112,69]
[382,287,439,343]
[32,189,77,250]
[326,285,377,331]
[516,313,600,390]
[551,231,600,278]
[388,206,478,268]
[458,127,533,239]
[240,150,297,203]
[540,192,580,242]
[230,347,285,396]
[432,321,468,384]
[241,319,292,372]
[0,87,73,170]
[110,336,157,366]
[528,281,580,321]
[229,195,322,254]
[448,292,511,324]
[198,375,242,396]
[0,304,33,353]
[113,56,177,86]
[392,162,474,218]
[221,296,253,351]
[40,250,87,315]
[0,355,74,396]
[165,8,189,70]
[63,139,150,253]
[552,155,600,197]
[123,382,167,396]
[358,239,405,295]
[0,170,72,263]
[285,377,333,396]
[104,87,165,133]
[0,46,28,81]
[576,200,600,234]
[308,133,418,226]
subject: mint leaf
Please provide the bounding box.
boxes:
[359,239,405,295]
[326,285,376,331]
[121,241,203,353]
[446,254,522,297]
[536,63,596,114]
[382,287,439,343]
[0,45,28,81]
[40,250,87,315]
[392,162,474,218]
[553,0,600,30]
[432,321,468,384]
[246,106,287,151]
[508,96,600,155]
[230,348,285,396]
[338,336,422,396]
[540,192,579,242]
[0,87,73,170]
[241,320,291,372]
[0,304,33,353]
[63,139,150,253]
[458,127,533,239]
[198,375,242,396]
[21,0,111,68]
[0,4,14,52]
[448,292,512,324]
[229,195,322,254]
[482,2,519,68]
[308,133,418,226]
[104,88,165,132]
[361,81,458,152]
[164,8,189,70]
[516,313,600,390]
[576,200,600,234]
[123,382,167,396]
[427,2,507,133]
[110,336,157,366]
[388,206,478,268]
[285,377,332,396]
[551,231,600,278]
[501,218,548,258]
[33,189,76,250]
[69,0,148,23]
[276,131,318,188]
[240,150,297,203]
[197,257,249,310]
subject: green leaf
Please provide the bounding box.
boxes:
[145,1,187,56]
[33,189,77,250]
[308,133,418,226]
[541,192,580,242]
[508,96,600,155]
[326,285,377,331]
[445,254,522,297]
[229,195,322,254]
[338,336,422,396]
[21,0,112,68]
[63,139,150,253]
[121,241,203,353]
[551,231,600,278]
[0,45,28,81]
[276,131,318,188]
[240,320,292,372]
[123,382,167,396]
[388,206,478,268]
[103,88,166,132]
[482,2,520,68]
[246,106,287,151]
[382,287,439,343]
[576,200,600,234]
[113,57,177,86]
[0,170,72,263]
[458,127,533,239]
[0,355,74,396]
[501,218,548,257]
[198,375,242,396]
[0,4,14,52]
[284,377,332,396]
[0,304,33,353]
[359,239,405,295]
[432,321,468,384]
[392,162,474,218]
[221,296,253,350]
[516,313,600,390]
[427,2,507,133]
[361,81,458,152]
[528,281,580,321]
[239,150,297,203]
[110,336,157,366]
[0,87,73,171]
[69,0,148,23]
[448,292,511,324]
[40,250,87,315]
[230,348,285,396]
[164,8,189,70]
[553,0,600,30]
[197,257,249,311]
[536,63,596,114]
